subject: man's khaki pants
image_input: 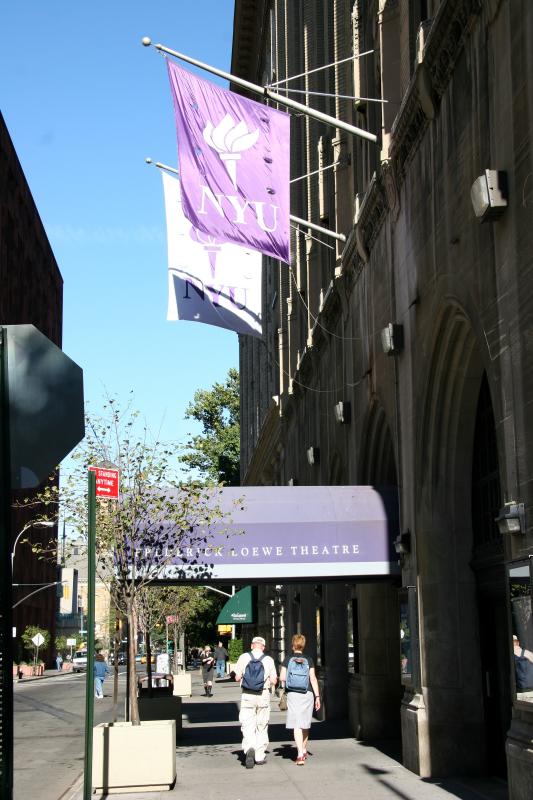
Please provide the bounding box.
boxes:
[239,690,270,761]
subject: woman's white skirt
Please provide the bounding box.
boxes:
[285,690,314,729]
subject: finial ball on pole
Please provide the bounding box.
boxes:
[145,158,153,164]
[141,37,152,47]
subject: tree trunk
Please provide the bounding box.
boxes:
[173,623,179,673]
[112,612,120,723]
[145,627,153,698]
[127,598,140,725]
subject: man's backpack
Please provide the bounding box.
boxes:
[241,653,265,693]
[286,656,309,693]
[515,649,533,691]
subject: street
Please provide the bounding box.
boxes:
[13,669,127,800]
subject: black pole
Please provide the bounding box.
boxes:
[0,327,14,799]
[83,470,96,800]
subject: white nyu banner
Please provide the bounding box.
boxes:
[162,171,262,337]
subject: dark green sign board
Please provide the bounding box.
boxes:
[216,586,254,624]
[0,326,84,799]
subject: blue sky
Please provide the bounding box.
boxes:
[1,1,238,453]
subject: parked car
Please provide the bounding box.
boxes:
[109,652,126,665]
[72,650,88,673]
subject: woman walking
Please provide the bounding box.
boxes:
[280,634,320,765]
[200,645,215,696]
[93,653,110,699]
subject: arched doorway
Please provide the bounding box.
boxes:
[416,305,508,777]
[471,373,509,776]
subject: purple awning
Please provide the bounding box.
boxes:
[156,485,399,582]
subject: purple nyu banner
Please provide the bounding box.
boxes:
[167,60,290,263]
[139,486,399,582]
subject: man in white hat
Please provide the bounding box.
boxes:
[234,636,278,768]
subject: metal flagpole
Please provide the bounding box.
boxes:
[290,215,346,243]
[146,159,347,244]
[142,39,377,144]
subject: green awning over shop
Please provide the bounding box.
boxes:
[216,586,254,624]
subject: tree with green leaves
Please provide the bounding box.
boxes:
[21,625,50,664]
[19,395,229,725]
[181,368,240,486]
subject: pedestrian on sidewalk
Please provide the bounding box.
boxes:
[214,640,229,678]
[93,653,110,699]
[55,652,63,672]
[279,633,320,765]
[200,646,215,696]
[234,636,278,769]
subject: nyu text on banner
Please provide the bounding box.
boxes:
[162,171,262,337]
[167,60,290,264]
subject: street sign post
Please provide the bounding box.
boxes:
[31,633,45,667]
[88,466,119,499]
[83,470,96,800]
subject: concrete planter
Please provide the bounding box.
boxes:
[92,720,176,793]
[61,662,73,672]
[138,695,182,739]
[172,672,192,697]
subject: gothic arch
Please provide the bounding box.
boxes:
[358,399,398,486]
[415,302,508,776]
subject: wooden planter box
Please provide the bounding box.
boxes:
[62,662,73,672]
[92,720,176,794]
[18,664,42,677]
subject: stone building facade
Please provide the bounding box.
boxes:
[1,111,63,664]
[233,1,533,796]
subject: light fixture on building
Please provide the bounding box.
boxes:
[495,502,526,535]
[307,446,320,466]
[470,169,508,222]
[334,401,351,424]
[381,323,404,356]
[394,530,411,555]
[287,477,298,486]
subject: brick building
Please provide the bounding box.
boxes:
[0,111,63,665]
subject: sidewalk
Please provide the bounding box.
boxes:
[71,672,508,800]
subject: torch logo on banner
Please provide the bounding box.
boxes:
[203,115,259,189]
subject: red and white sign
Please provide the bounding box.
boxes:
[89,466,119,499]
[166,615,177,625]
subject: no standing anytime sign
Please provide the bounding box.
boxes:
[88,466,119,499]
